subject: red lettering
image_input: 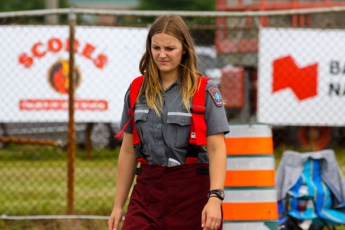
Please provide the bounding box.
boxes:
[32,42,46,58]
[20,38,108,69]
[65,38,79,53]
[19,99,108,111]
[18,53,34,68]
[48,38,63,53]
[94,54,108,69]
[82,43,95,59]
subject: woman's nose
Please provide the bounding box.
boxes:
[159,50,166,58]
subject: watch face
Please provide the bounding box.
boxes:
[219,189,225,198]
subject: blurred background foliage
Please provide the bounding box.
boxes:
[0,0,69,12]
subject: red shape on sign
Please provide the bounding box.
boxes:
[272,55,318,101]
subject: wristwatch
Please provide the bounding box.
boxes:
[207,189,225,201]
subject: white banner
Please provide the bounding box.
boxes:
[258,27,345,126]
[0,26,148,122]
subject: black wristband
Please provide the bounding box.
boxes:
[207,189,225,201]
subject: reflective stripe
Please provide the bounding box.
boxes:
[223,222,278,230]
[225,170,275,187]
[224,188,277,203]
[225,156,275,187]
[225,137,273,155]
[135,109,149,114]
[167,112,192,116]
[227,156,274,170]
[226,124,272,138]
[223,202,278,220]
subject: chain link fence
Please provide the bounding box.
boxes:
[1,7,345,229]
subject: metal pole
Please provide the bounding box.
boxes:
[67,8,76,215]
[85,122,93,160]
[3,7,345,19]
[45,0,59,25]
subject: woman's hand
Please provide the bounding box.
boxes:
[108,133,137,230]
[202,133,226,230]
[108,207,123,230]
[201,197,222,230]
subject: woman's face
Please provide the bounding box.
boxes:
[151,33,185,77]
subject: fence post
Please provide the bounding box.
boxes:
[67,7,76,215]
[85,122,93,160]
[223,123,278,230]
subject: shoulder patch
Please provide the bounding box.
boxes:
[208,86,223,107]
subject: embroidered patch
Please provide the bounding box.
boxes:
[208,86,223,107]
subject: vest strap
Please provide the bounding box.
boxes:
[115,76,143,146]
[189,77,209,145]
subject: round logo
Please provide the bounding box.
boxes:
[47,59,81,94]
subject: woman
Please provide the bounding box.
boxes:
[108,15,229,230]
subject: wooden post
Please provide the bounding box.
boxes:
[67,8,76,215]
[85,122,93,160]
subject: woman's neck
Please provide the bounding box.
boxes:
[160,72,179,90]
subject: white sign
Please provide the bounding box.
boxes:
[0,26,148,122]
[258,28,345,126]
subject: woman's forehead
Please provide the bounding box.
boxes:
[151,33,181,46]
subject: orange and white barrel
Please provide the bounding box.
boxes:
[223,123,278,230]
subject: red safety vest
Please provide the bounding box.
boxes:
[115,75,209,164]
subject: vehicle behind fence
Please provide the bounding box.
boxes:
[1,7,345,227]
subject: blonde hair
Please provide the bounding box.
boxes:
[138,15,201,115]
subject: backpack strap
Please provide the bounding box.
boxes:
[115,76,147,164]
[115,76,143,145]
[129,76,144,146]
[189,76,210,146]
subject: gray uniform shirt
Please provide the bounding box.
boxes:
[120,78,230,166]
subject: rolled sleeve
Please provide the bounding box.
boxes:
[204,80,230,136]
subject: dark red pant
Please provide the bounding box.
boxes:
[122,163,223,230]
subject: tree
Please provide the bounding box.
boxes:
[0,0,70,24]
[0,0,69,12]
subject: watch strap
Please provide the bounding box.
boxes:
[207,189,224,201]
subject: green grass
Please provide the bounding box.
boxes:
[0,160,117,216]
[0,145,121,230]
[0,145,120,216]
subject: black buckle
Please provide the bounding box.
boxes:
[134,143,143,159]
[187,145,207,158]
[135,168,142,175]
[191,106,205,114]
[197,168,209,175]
